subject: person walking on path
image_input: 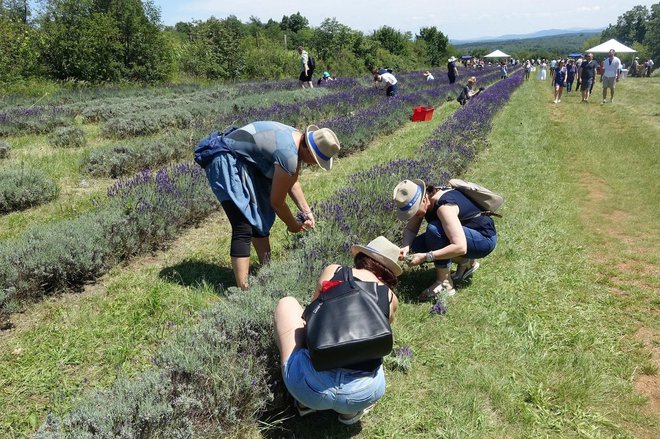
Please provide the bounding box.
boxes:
[601,49,621,103]
[645,59,654,77]
[297,46,314,89]
[553,60,567,103]
[274,236,401,425]
[579,53,599,103]
[566,59,576,93]
[196,121,340,289]
[539,60,547,81]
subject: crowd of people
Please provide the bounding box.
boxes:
[520,49,653,104]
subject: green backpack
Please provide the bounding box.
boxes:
[449,179,504,217]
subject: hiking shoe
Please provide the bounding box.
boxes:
[338,403,376,425]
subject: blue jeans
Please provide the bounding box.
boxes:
[411,221,497,268]
[282,349,385,414]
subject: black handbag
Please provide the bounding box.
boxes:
[302,267,393,371]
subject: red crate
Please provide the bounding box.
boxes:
[412,106,434,122]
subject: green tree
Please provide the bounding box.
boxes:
[0,17,43,81]
[371,26,410,57]
[417,26,448,66]
[182,17,245,79]
[601,5,649,46]
[644,3,660,62]
[280,12,308,33]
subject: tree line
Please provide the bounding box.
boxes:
[0,1,657,85]
[0,2,450,84]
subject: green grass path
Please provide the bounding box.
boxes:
[342,77,659,438]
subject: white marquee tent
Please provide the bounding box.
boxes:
[586,38,637,53]
[484,50,511,58]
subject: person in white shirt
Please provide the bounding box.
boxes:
[373,72,398,96]
[601,49,621,103]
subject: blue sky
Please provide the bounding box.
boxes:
[152,0,656,40]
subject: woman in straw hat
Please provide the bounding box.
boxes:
[198,121,341,289]
[392,179,497,299]
[274,236,401,425]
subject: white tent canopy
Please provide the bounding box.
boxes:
[484,50,510,58]
[586,38,637,53]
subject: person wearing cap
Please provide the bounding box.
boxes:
[200,121,340,289]
[392,179,497,299]
[447,56,458,84]
[274,236,401,424]
[316,71,334,86]
[601,49,621,103]
[373,70,398,96]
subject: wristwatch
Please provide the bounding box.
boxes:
[426,252,434,262]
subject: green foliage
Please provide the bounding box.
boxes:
[280,12,308,33]
[0,167,59,214]
[372,26,412,57]
[49,126,86,148]
[601,5,649,47]
[0,17,44,82]
[181,17,245,80]
[417,26,449,66]
[0,140,10,159]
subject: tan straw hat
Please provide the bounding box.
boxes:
[305,125,341,171]
[392,179,426,221]
[351,236,402,276]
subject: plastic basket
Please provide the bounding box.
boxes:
[411,106,435,122]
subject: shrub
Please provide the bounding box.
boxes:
[0,167,59,214]
[49,126,87,149]
[0,140,10,159]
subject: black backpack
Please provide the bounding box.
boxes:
[303,267,392,371]
[307,54,316,71]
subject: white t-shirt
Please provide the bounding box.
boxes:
[379,72,397,86]
[602,56,621,77]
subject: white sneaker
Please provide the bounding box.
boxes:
[557,99,561,103]
[553,99,558,104]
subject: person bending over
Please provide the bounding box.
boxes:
[274,236,401,425]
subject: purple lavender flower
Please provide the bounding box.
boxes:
[430,300,447,315]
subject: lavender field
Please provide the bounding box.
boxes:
[4,68,528,437]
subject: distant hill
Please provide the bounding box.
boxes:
[452,30,603,57]
[451,28,603,44]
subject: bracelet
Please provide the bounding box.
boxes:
[426,252,434,262]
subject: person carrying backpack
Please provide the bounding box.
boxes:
[274,236,401,425]
[392,179,499,299]
[297,46,315,89]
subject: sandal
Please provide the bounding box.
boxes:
[452,261,480,282]
[338,403,376,425]
[294,400,317,417]
[418,280,455,301]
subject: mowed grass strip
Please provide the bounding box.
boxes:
[322,78,657,437]
[0,104,455,436]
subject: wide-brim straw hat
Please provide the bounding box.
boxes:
[305,125,341,171]
[448,56,457,62]
[351,236,402,276]
[393,179,426,221]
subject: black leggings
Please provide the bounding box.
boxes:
[221,201,269,257]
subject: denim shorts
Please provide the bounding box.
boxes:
[411,222,497,268]
[282,349,385,414]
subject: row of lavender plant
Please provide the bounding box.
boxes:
[34,71,524,437]
[0,68,508,320]
[80,68,500,178]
